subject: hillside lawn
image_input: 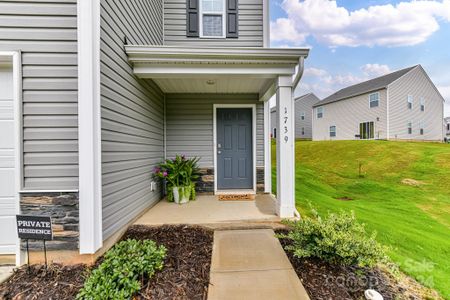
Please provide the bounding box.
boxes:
[271,140,450,299]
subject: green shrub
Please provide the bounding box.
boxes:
[279,210,387,267]
[77,239,166,300]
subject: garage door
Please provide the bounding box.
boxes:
[0,63,17,254]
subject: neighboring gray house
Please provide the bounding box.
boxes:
[0,0,309,264]
[312,65,445,142]
[445,117,450,139]
[271,93,320,139]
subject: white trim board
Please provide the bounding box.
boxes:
[213,104,257,194]
[0,51,23,266]
[77,0,102,254]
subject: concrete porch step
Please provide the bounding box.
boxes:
[207,229,310,300]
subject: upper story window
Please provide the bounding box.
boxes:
[369,92,379,108]
[407,95,413,109]
[187,0,239,38]
[316,107,323,119]
[420,97,425,112]
[447,123,450,131]
[300,112,305,120]
[330,126,336,137]
[200,0,225,37]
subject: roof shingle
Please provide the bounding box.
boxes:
[313,65,418,107]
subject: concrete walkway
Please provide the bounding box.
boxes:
[0,265,14,284]
[208,229,310,300]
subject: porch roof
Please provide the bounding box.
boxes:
[125,46,309,96]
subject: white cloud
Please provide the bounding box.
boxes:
[361,64,391,77]
[297,64,393,98]
[271,0,450,47]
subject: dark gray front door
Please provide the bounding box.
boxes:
[217,108,253,189]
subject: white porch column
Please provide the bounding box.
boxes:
[263,100,272,193]
[275,76,295,218]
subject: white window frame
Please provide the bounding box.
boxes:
[369,92,379,108]
[316,106,323,119]
[407,95,413,109]
[300,112,305,120]
[420,97,425,112]
[419,120,424,135]
[329,125,336,137]
[199,0,226,38]
[407,121,412,135]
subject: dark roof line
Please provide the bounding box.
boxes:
[313,65,419,107]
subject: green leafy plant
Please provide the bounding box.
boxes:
[76,239,166,300]
[279,210,388,268]
[153,155,200,201]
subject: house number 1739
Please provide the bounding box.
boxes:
[284,107,289,142]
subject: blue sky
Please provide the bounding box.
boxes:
[270,0,450,116]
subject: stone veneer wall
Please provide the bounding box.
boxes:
[20,193,79,250]
[195,167,265,193]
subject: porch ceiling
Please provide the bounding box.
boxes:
[125,45,309,95]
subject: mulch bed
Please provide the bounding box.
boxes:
[0,264,88,300]
[276,229,433,300]
[121,225,213,300]
[0,225,213,300]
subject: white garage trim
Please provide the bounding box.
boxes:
[213,104,257,194]
[0,51,23,265]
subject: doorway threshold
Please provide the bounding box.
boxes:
[215,189,256,195]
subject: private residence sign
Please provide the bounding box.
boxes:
[16,215,53,240]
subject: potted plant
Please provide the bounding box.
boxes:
[153,155,200,204]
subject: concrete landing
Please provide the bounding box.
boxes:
[208,229,310,300]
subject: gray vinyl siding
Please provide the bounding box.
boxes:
[312,89,388,141]
[270,94,320,140]
[165,94,264,168]
[100,0,164,240]
[388,66,444,141]
[164,0,263,47]
[0,0,78,189]
[294,94,319,139]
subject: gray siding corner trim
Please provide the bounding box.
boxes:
[100,0,164,240]
[165,93,264,168]
[0,0,78,190]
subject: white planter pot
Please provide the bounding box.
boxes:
[172,186,191,204]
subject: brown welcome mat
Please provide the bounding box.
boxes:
[218,194,255,201]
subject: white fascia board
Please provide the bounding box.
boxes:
[125,45,309,61]
[77,0,103,254]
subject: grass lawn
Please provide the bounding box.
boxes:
[272,140,450,299]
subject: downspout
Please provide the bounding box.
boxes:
[292,56,305,220]
[163,94,167,160]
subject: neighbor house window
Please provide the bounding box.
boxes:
[316,107,323,119]
[420,98,425,111]
[200,0,226,37]
[369,92,379,108]
[407,121,412,134]
[301,127,305,135]
[273,128,276,138]
[300,112,305,120]
[447,123,450,131]
[330,126,336,137]
[419,121,424,135]
[407,95,413,109]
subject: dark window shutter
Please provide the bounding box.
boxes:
[186,0,199,37]
[226,0,238,38]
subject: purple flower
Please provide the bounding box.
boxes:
[153,167,160,174]
[162,171,168,177]
[181,154,186,160]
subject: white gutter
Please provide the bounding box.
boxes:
[292,56,305,90]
